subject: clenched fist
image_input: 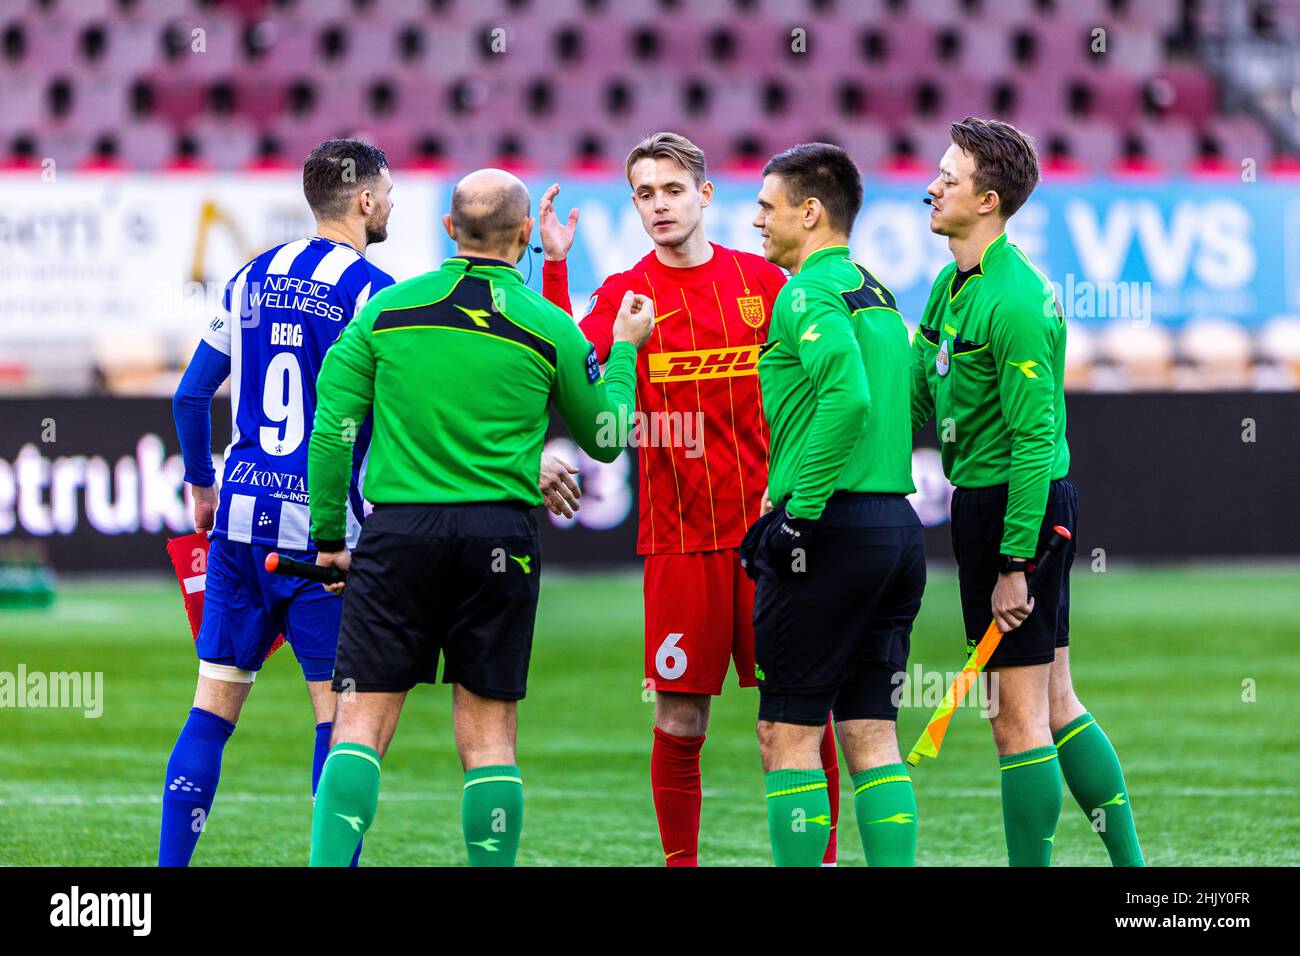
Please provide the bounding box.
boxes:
[612,291,655,348]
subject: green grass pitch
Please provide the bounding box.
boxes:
[1,566,1297,866]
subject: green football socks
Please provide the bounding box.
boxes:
[999,745,1062,866]
[1054,713,1145,866]
[851,763,917,866]
[310,743,381,866]
[462,765,524,867]
[765,769,831,867]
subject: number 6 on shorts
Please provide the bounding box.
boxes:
[655,632,687,680]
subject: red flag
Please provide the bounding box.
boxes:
[166,533,285,660]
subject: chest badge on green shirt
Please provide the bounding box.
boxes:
[936,338,951,376]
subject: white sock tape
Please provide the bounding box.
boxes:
[199,660,258,684]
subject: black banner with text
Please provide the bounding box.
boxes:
[0,394,1294,572]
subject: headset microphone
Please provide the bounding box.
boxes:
[923,196,934,205]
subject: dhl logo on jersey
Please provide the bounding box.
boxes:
[647,346,761,383]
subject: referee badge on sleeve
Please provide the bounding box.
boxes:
[936,338,951,377]
[585,344,601,383]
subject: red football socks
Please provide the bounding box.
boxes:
[651,727,706,866]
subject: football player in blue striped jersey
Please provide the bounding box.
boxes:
[160,139,396,866]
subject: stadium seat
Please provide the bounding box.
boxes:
[863,14,928,70]
[1099,22,1163,78]
[0,74,48,134]
[828,119,892,172]
[1061,119,1121,172]
[896,121,956,169]
[279,0,355,21]
[862,77,914,125]
[233,72,289,125]
[1257,314,1300,385]
[1148,65,1218,122]
[1176,317,1254,390]
[1097,321,1176,389]
[1137,117,1197,172]
[116,119,175,170]
[958,20,1011,77]
[101,19,162,74]
[67,75,128,132]
[903,0,962,23]
[1063,320,1096,391]
[0,339,97,395]
[40,122,94,172]
[17,14,76,77]
[349,119,415,168]
[1127,0,1182,31]
[193,118,258,171]
[1034,18,1094,75]
[1087,73,1142,125]
[599,0,664,21]
[150,76,207,127]
[91,328,170,396]
[1010,74,1066,126]
[41,0,116,25]
[798,0,880,24]
[1207,116,1273,168]
[981,0,1040,25]
[337,22,399,81]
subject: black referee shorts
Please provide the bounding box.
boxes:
[332,503,541,700]
[950,476,1078,668]
[750,493,926,726]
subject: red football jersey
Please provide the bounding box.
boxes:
[543,245,786,555]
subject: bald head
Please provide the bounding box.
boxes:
[447,168,532,260]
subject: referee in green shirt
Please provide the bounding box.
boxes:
[913,117,1142,866]
[306,168,654,866]
[745,143,925,867]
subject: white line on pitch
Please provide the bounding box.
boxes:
[2,785,1296,808]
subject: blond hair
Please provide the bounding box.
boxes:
[625,132,707,188]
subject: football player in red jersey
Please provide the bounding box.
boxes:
[539,132,841,867]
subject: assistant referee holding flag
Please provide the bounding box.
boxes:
[306,168,654,866]
[748,143,925,867]
[913,117,1143,866]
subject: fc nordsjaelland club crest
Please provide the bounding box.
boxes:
[737,295,766,328]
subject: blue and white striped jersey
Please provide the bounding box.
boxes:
[201,236,395,550]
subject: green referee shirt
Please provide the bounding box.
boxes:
[759,245,916,521]
[909,232,1069,558]
[308,255,637,549]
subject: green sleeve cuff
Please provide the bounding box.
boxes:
[785,498,825,521]
[608,340,637,362]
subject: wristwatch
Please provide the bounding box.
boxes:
[996,554,1036,575]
